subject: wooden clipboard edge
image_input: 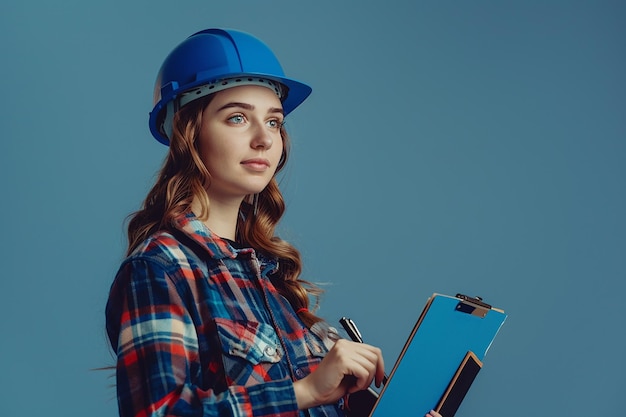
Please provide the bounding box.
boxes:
[368,294,435,412]
[435,350,483,416]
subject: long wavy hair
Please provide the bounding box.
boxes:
[126,93,322,327]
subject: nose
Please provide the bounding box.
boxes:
[250,121,273,149]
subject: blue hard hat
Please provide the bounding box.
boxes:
[149,28,313,145]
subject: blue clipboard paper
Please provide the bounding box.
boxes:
[369,293,507,417]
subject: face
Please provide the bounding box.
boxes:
[197,85,284,202]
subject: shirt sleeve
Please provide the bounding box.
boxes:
[105,257,300,417]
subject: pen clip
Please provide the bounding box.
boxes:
[339,317,363,343]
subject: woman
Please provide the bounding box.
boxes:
[106,28,441,417]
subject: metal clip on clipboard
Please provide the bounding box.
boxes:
[454,293,492,318]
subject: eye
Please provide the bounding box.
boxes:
[228,114,245,124]
[267,118,284,129]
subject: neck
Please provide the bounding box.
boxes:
[191,195,244,241]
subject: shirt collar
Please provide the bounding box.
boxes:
[171,211,242,260]
[171,212,279,275]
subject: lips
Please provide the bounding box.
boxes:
[241,158,271,171]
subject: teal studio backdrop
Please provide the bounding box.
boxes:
[1,1,623,415]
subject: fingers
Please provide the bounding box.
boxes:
[349,342,385,389]
[332,339,383,392]
[425,410,442,417]
[297,339,384,408]
[374,347,385,387]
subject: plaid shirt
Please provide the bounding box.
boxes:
[106,212,344,417]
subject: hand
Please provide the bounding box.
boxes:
[425,410,442,417]
[293,339,385,409]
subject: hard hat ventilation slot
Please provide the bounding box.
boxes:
[178,77,285,109]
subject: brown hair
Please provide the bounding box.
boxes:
[126,95,322,327]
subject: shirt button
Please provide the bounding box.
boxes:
[294,368,305,378]
[264,346,277,357]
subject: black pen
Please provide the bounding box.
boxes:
[339,317,388,385]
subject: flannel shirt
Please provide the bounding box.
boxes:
[106,212,344,417]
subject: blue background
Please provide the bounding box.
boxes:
[1,1,624,415]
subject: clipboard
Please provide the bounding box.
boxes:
[366,293,507,417]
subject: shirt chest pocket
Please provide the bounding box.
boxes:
[214,318,287,385]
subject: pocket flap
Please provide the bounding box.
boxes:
[214,318,282,365]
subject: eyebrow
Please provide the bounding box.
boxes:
[216,102,284,115]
